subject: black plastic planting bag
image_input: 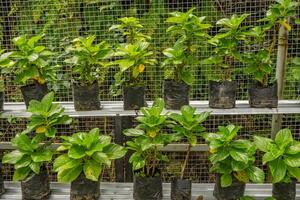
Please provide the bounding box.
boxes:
[273,180,296,200]
[123,85,145,110]
[213,174,245,200]
[20,83,49,108]
[164,80,190,110]
[0,92,3,112]
[209,80,237,109]
[21,168,50,200]
[70,173,100,200]
[73,82,101,111]
[171,178,192,200]
[249,83,278,108]
[133,175,162,200]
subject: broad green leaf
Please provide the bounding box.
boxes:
[92,152,110,166]
[11,134,34,152]
[254,136,273,152]
[275,129,293,149]
[57,165,82,183]
[53,154,80,171]
[247,166,265,183]
[221,174,232,187]
[284,154,300,167]
[286,143,300,154]
[83,159,101,181]
[123,129,144,137]
[29,162,41,174]
[103,144,127,160]
[269,158,287,183]
[15,155,31,169]
[31,148,53,162]
[230,150,249,163]
[287,166,300,182]
[262,147,282,164]
[2,150,25,164]
[68,145,86,159]
[13,167,31,181]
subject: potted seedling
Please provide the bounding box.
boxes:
[7,35,58,107]
[244,0,298,108]
[254,128,300,200]
[124,98,177,199]
[53,128,126,200]
[169,106,210,199]
[162,8,211,109]
[64,35,112,111]
[0,48,14,111]
[203,125,265,200]
[203,14,249,109]
[110,17,155,110]
[2,92,72,200]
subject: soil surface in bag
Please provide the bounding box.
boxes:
[70,173,100,200]
[273,180,296,200]
[73,82,101,111]
[0,92,3,112]
[164,80,189,110]
[249,83,278,108]
[213,174,245,200]
[21,168,50,200]
[123,85,145,110]
[20,83,49,108]
[209,80,237,109]
[171,178,192,200]
[133,175,163,200]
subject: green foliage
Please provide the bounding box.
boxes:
[8,35,59,85]
[54,128,126,182]
[254,128,300,183]
[22,92,72,138]
[64,35,112,85]
[291,57,300,81]
[2,92,70,181]
[109,17,150,43]
[163,8,211,85]
[203,14,249,81]
[0,48,15,91]
[110,41,156,95]
[204,124,265,187]
[124,98,177,177]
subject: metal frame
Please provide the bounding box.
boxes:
[1,100,300,118]
[1,182,300,200]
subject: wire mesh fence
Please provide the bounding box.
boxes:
[0,0,299,102]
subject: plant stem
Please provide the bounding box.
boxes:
[180,144,191,180]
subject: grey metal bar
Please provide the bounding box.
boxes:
[0,142,209,152]
[1,100,300,118]
[1,182,300,200]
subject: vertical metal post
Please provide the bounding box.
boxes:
[271,25,288,139]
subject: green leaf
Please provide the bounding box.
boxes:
[53,154,80,171]
[2,150,25,164]
[284,154,300,167]
[180,69,194,86]
[15,155,31,169]
[11,134,34,152]
[254,136,273,152]
[103,144,127,160]
[269,158,287,183]
[275,129,293,149]
[83,159,101,181]
[13,167,31,181]
[31,148,53,162]
[221,174,232,187]
[68,145,86,159]
[92,152,111,166]
[287,166,300,182]
[230,150,248,163]
[262,146,281,164]
[29,162,41,174]
[123,129,144,137]
[57,165,82,183]
[286,143,300,154]
[247,166,265,183]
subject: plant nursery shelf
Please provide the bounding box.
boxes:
[1,182,300,200]
[1,100,300,118]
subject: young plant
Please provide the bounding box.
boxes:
[162,8,211,85]
[110,41,156,95]
[170,106,210,179]
[0,48,15,92]
[8,35,58,85]
[203,14,249,81]
[2,92,72,181]
[203,124,265,187]
[254,128,300,183]
[109,17,150,43]
[243,0,299,87]
[64,35,112,86]
[53,128,127,182]
[124,98,176,177]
